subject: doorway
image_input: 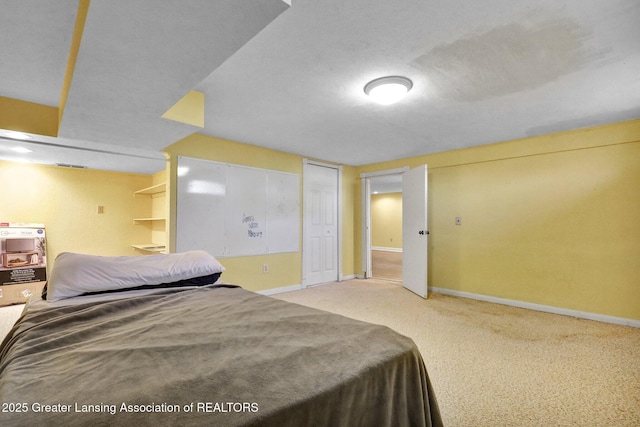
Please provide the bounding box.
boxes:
[369,175,404,282]
[362,168,407,281]
[362,165,429,298]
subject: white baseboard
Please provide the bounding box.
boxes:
[257,284,302,296]
[258,277,355,295]
[258,282,639,328]
[372,246,403,253]
[429,286,640,328]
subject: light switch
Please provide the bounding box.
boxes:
[455,216,462,225]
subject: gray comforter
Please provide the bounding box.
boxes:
[0,284,442,426]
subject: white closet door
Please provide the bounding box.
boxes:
[303,164,339,286]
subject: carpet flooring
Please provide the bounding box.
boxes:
[1,281,638,426]
[273,279,640,427]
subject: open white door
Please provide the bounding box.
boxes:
[362,177,372,278]
[402,165,428,298]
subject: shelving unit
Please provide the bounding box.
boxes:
[133,217,165,223]
[131,244,166,253]
[132,181,167,254]
[134,183,166,196]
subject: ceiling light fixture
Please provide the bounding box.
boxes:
[5,131,31,140]
[11,147,33,154]
[364,76,413,105]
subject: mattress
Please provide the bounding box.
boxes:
[0,284,442,426]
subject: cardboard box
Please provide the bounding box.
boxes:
[0,223,47,306]
[0,281,46,306]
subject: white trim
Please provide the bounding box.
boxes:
[337,165,343,285]
[303,158,343,170]
[257,284,302,296]
[340,274,356,281]
[305,281,339,289]
[362,177,371,277]
[429,286,640,328]
[359,167,408,178]
[372,246,403,253]
[257,278,351,296]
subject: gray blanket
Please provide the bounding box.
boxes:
[0,284,442,426]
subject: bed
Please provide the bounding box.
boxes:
[0,251,442,426]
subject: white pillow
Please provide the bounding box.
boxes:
[46,250,225,301]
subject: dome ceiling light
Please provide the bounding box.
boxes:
[364,76,413,105]
[4,130,31,140]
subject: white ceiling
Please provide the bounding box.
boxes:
[1,0,639,174]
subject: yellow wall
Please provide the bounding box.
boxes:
[0,161,153,263]
[355,119,640,320]
[0,96,58,138]
[2,117,637,320]
[163,134,357,292]
[371,192,402,249]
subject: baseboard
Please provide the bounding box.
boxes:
[259,277,355,295]
[429,286,640,328]
[372,246,403,253]
[257,284,302,296]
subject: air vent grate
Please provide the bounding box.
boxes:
[55,163,87,169]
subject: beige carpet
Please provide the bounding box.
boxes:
[2,282,638,426]
[274,279,640,427]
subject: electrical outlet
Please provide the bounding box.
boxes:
[455,216,462,225]
[263,264,269,273]
[97,205,105,214]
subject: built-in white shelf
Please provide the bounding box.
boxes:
[134,182,166,196]
[133,180,167,255]
[131,244,166,253]
[133,217,165,222]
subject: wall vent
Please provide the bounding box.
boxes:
[55,163,87,169]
